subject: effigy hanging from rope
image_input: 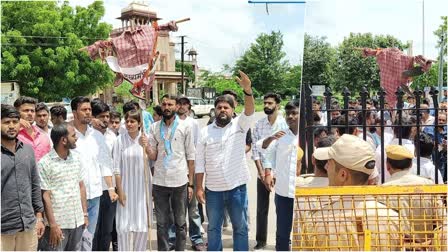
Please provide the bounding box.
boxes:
[82,18,189,100]
[356,47,433,107]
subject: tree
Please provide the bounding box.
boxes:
[333,33,407,94]
[281,65,302,96]
[175,60,195,85]
[233,31,290,94]
[1,1,114,101]
[434,16,447,58]
[200,71,260,101]
[302,34,336,88]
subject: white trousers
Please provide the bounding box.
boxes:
[117,232,147,251]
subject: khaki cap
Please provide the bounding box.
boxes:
[297,147,304,161]
[386,145,414,160]
[313,134,375,175]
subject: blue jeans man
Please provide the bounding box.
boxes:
[206,184,249,251]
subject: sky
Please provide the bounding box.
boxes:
[73,0,446,72]
[73,0,306,72]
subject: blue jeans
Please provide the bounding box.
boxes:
[275,194,294,251]
[206,184,248,251]
[87,197,101,235]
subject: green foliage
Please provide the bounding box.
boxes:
[333,33,407,94]
[234,31,291,95]
[302,34,335,87]
[1,1,114,101]
[175,60,195,84]
[434,16,447,57]
[411,62,447,89]
[114,81,134,101]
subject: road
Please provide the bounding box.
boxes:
[147,111,277,251]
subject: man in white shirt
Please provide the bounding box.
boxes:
[411,132,444,184]
[174,96,205,251]
[147,94,196,251]
[375,114,416,183]
[90,100,120,251]
[260,100,302,251]
[251,92,287,250]
[70,96,117,250]
[195,71,255,251]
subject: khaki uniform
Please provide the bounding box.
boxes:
[299,197,403,251]
[293,175,329,248]
[381,170,444,243]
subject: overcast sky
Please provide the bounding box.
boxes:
[74,0,446,72]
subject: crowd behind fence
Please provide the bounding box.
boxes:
[299,84,447,184]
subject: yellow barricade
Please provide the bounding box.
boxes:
[293,185,447,251]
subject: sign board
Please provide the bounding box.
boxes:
[311,85,326,97]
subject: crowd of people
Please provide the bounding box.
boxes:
[1,69,446,251]
[1,71,300,251]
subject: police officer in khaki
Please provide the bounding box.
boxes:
[383,144,433,185]
[381,144,443,245]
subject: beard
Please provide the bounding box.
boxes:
[215,113,232,127]
[264,107,275,115]
[163,110,175,120]
[1,131,18,140]
[65,141,77,150]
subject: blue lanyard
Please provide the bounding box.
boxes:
[160,116,179,167]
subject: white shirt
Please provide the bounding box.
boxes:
[181,116,200,146]
[102,128,118,190]
[296,175,329,188]
[411,157,444,184]
[149,119,195,187]
[251,115,288,161]
[195,113,254,191]
[73,126,113,199]
[261,128,298,198]
[375,138,415,183]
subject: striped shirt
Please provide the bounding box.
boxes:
[252,115,288,161]
[73,126,113,199]
[38,149,85,229]
[113,131,150,233]
[149,119,195,187]
[195,113,254,191]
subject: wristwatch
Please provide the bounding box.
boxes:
[188,184,194,189]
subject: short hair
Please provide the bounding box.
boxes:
[418,132,434,158]
[124,109,141,123]
[14,96,37,108]
[153,105,163,117]
[161,94,178,104]
[50,122,69,146]
[110,111,121,121]
[334,161,370,184]
[313,111,321,122]
[214,95,235,109]
[387,158,413,170]
[50,105,67,120]
[123,101,140,115]
[314,135,337,174]
[91,100,110,117]
[35,102,49,113]
[1,104,20,119]
[71,96,90,111]
[263,92,281,104]
[284,100,300,111]
[393,114,414,139]
[222,90,238,100]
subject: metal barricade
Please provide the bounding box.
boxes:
[293,185,447,251]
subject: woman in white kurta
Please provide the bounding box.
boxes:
[114,110,152,251]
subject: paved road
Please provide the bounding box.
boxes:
[147,112,277,251]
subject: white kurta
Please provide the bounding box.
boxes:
[113,131,152,234]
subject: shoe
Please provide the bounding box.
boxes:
[192,243,207,251]
[169,244,175,251]
[254,242,267,250]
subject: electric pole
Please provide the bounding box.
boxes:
[179,35,187,95]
